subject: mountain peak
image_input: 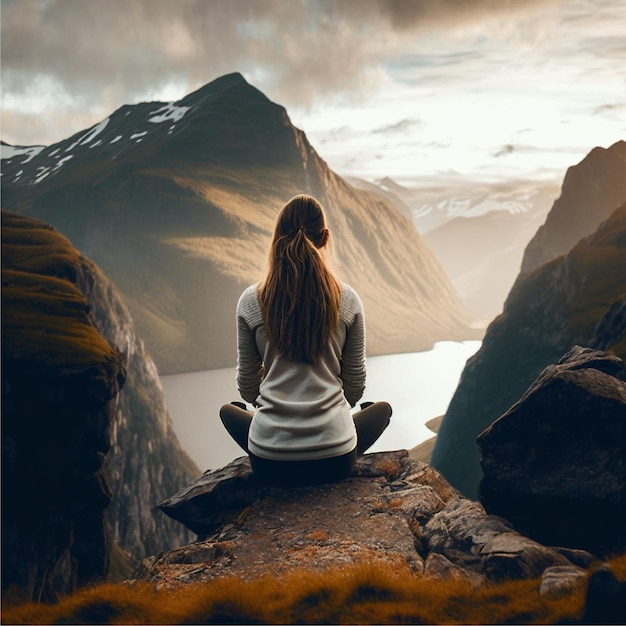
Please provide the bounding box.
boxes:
[178,72,270,108]
[520,139,626,274]
[1,72,475,373]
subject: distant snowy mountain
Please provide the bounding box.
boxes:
[355,175,558,234]
[349,175,558,319]
[1,73,477,374]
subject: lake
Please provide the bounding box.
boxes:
[161,340,481,471]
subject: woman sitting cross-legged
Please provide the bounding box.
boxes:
[220,193,392,487]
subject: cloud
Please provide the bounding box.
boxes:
[1,0,563,145]
[594,103,626,120]
[493,144,516,157]
[372,118,424,134]
[333,0,561,31]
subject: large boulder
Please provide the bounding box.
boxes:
[478,346,626,556]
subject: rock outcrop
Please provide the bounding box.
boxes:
[1,211,199,599]
[133,451,594,590]
[431,200,626,497]
[2,211,126,601]
[478,346,626,556]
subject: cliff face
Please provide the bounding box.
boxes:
[431,201,626,497]
[1,211,199,601]
[1,72,475,374]
[521,140,626,275]
[73,249,199,562]
[1,211,126,600]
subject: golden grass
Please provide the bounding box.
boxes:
[5,553,620,625]
[164,235,267,283]
[2,211,123,376]
[2,268,121,371]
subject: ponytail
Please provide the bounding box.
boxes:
[258,195,341,364]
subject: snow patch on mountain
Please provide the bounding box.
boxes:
[65,118,110,152]
[34,166,51,184]
[1,145,44,163]
[149,103,191,124]
[1,98,194,185]
[54,155,74,170]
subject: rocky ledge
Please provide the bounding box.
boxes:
[132,450,598,598]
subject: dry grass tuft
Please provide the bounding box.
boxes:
[605,551,626,578]
[5,552,622,624]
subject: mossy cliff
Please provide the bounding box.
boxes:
[2,211,126,600]
[1,211,199,601]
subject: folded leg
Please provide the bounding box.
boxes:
[219,402,254,453]
[353,401,392,455]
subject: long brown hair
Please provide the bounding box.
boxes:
[258,194,342,364]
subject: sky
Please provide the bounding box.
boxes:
[1,0,625,187]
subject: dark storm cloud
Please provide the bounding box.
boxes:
[333,0,559,29]
[1,0,560,145]
[1,0,561,99]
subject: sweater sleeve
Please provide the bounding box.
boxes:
[236,288,264,404]
[339,288,366,407]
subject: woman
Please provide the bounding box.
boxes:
[220,194,391,486]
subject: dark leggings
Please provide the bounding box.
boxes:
[219,401,392,486]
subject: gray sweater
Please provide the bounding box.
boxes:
[236,283,366,461]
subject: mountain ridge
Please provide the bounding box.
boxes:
[431,198,626,497]
[430,141,626,497]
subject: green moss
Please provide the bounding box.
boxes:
[566,240,626,355]
[611,336,626,361]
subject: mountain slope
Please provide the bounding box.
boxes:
[431,195,626,497]
[423,206,550,317]
[350,175,558,318]
[1,73,475,374]
[521,140,626,275]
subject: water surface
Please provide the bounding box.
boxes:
[161,340,481,470]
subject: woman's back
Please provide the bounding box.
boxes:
[237,282,365,461]
[220,194,391,486]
